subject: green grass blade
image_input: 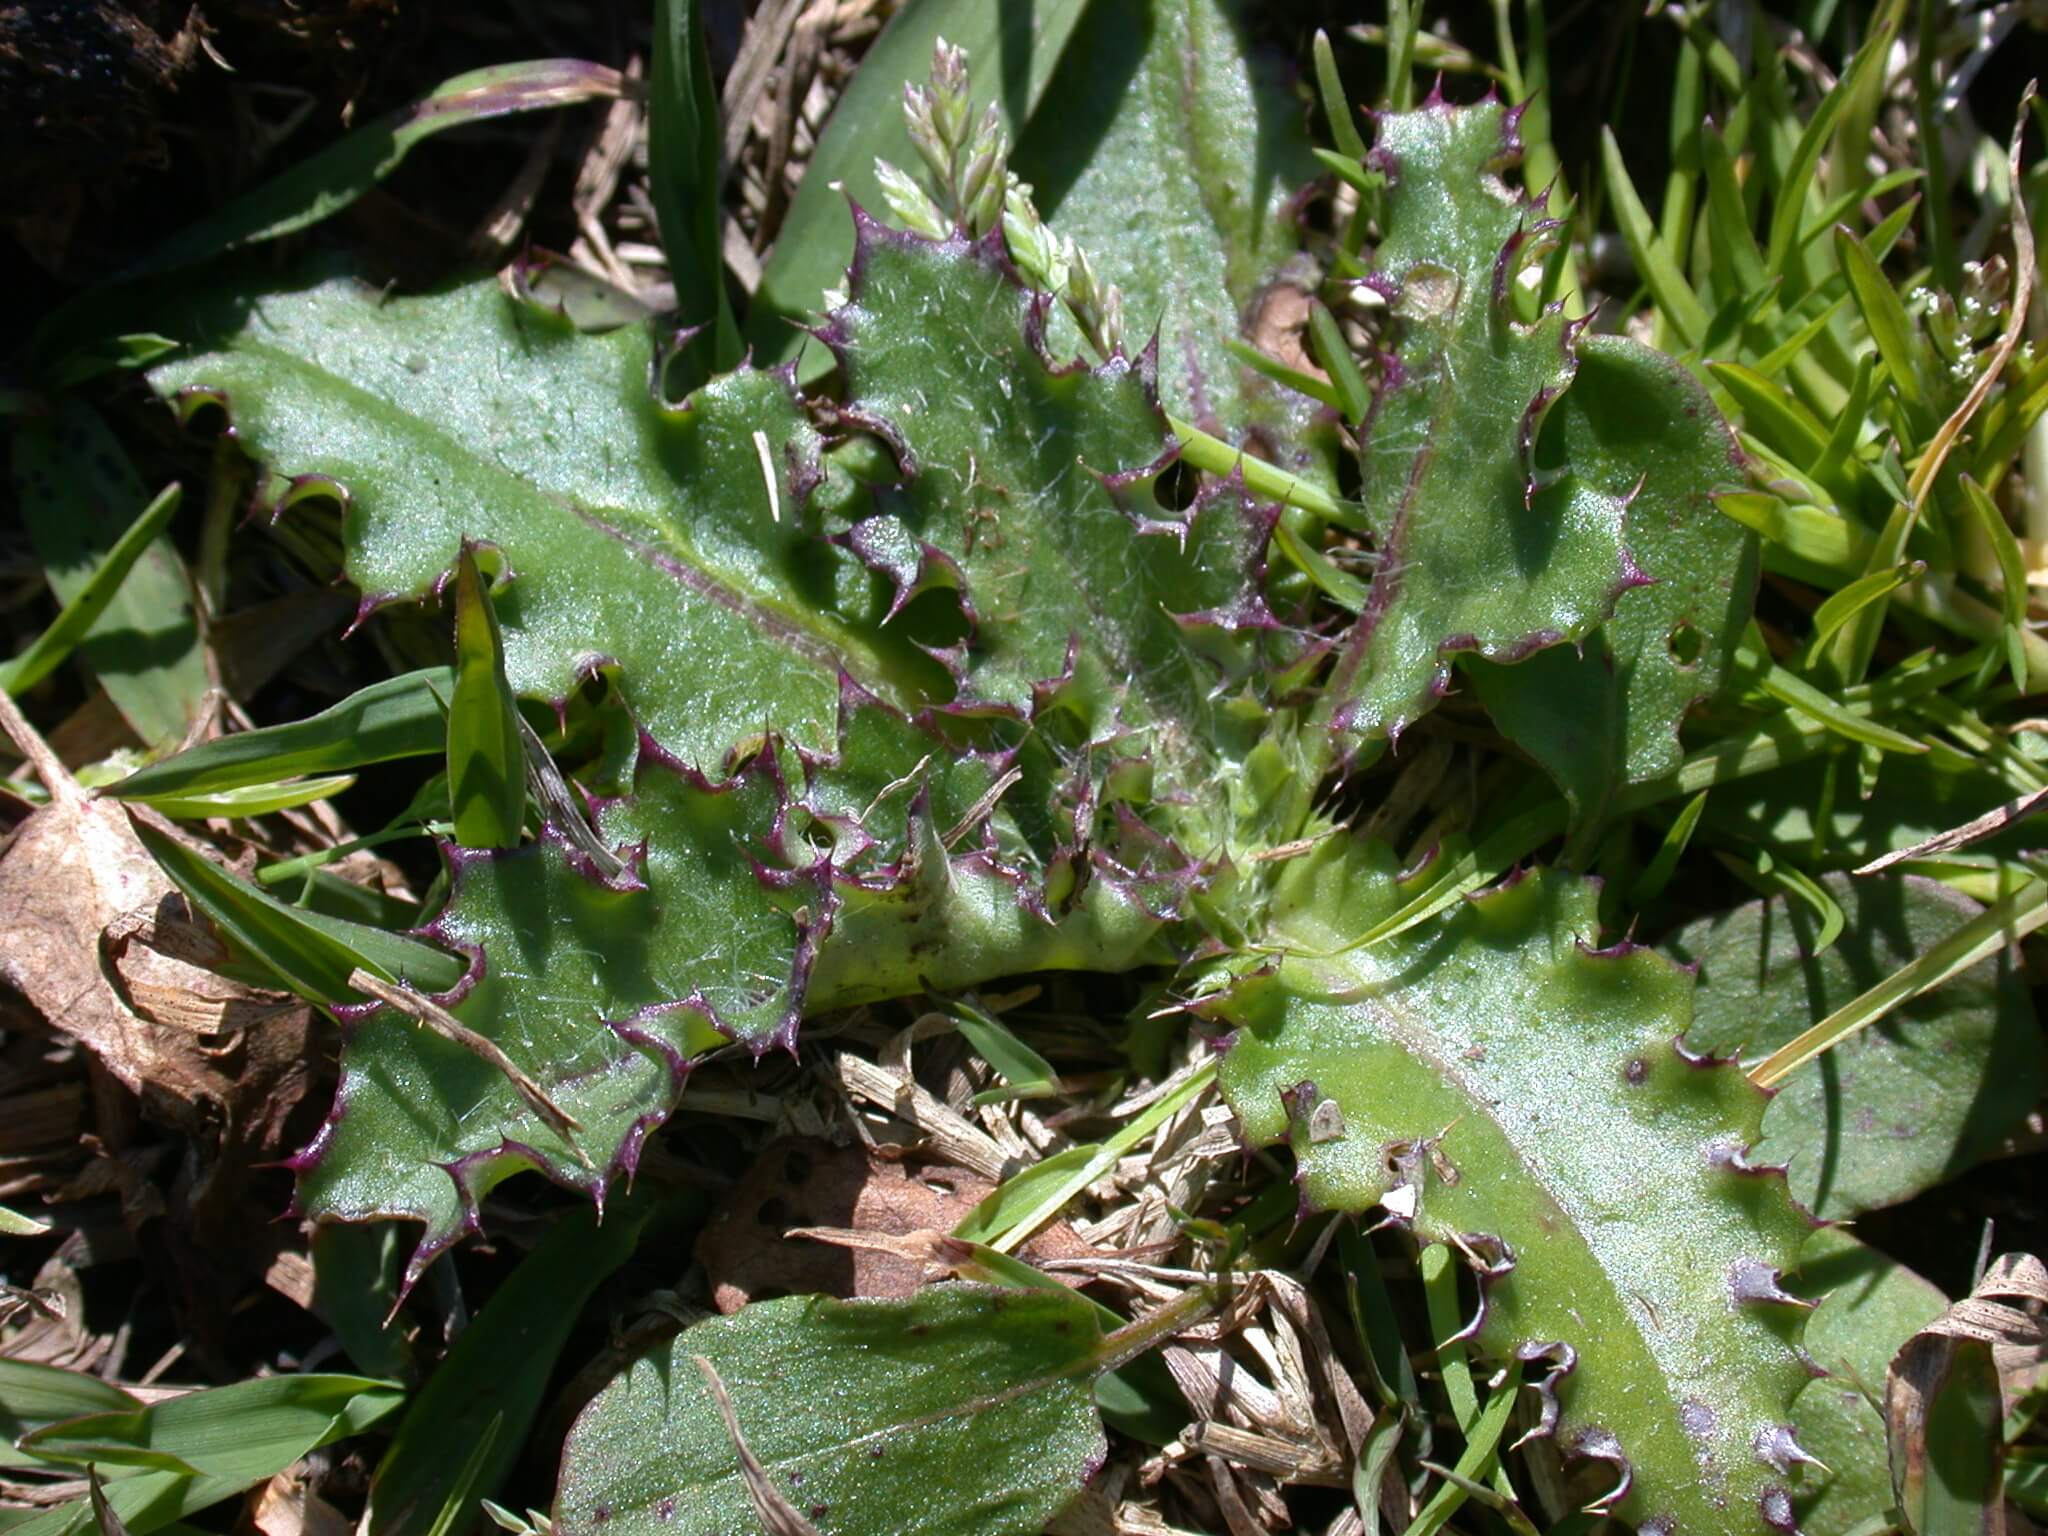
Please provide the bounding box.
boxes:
[12,402,207,751]
[1386,0,1420,110]
[1345,802,1570,950]
[1600,127,1709,347]
[1755,659,1928,755]
[1834,223,1926,414]
[1748,292,1849,378]
[1809,351,1875,497]
[649,0,739,371]
[1715,491,1875,585]
[1168,414,1361,527]
[1420,1242,1479,1432]
[1800,561,1923,662]
[367,1195,680,1536]
[1961,476,2031,679]
[21,1377,403,1481]
[1762,49,1859,281]
[128,774,359,822]
[108,669,453,799]
[1308,299,1373,426]
[953,1061,1215,1253]
[1714,848,1848,954]
[1707,361,1829,467]
[1822,500,1915,686]
[1627,790,1709,908]
[1957,475,2039,692]
[1406,1359,1523,1536]
[1313,145,1382,198]
[132,62,623,280]
[1910,0,1960,292]
[0,483,181,698]
[312,1223,413,1383]
[418,1416,501,1536]
[1751,875,2048,1087]
[448,548,526,850]
[1698,128,1767,297]
[131,817,467,1006]
[948,994,1059,1102]
[1272,517,1372,612]
[1222,338,1345,413]
[1314,30,1368,160]
[0,1361,140,1443]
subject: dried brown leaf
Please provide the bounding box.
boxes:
[698,1137,1092,1311]
[251,1466,351,1536]
[0,692,313,1142]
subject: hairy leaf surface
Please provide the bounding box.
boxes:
[1786,1228,1947,1536]
[1213,840,1814,1533]
[826,220,1272,747]
[151,275,881,768]
[554,1286,1106,1536]
[1011,0,1321,451]
[1464,337,1759,821]
[149,238,1248,1268]
[1324,99,1638,745]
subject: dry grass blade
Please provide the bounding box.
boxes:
[834,1051,1014,1180]
[1854,782,2048,872]
[345,967,592,1170]
[87,1468,132,1536]
[690,1355,824,1536]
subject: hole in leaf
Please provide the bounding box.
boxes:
[1667,621,1703,667]
[755,1196,792,1228]
[1155,458,1200,511]
[891,583,971,650]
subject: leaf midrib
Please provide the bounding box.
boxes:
[216,332,914,713]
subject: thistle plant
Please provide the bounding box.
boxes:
[7,11,2044,1536]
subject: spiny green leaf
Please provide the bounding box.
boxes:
[1212,839,1814,1535]
[1786,1228,1946,1536]
[149,274,878,772]
[824,219,1273,786]
[1011,0,1322,444]
[147,240,1217,1269]
[287,751,797,1275]
[1465,335,1758,825]
[554,1287,1107,1536]
[1325,100,1637,746]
